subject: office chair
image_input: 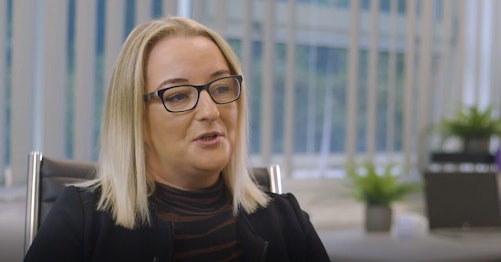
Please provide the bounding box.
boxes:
[24,151,282,253]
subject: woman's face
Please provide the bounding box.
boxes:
[143,36,238,190]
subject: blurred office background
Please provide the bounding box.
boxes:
[1,0,501,261]
[2,0,501,185]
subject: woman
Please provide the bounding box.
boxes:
[24,16,330,262]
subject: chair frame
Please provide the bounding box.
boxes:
[24,151,282,253]
[267,164,282,194]
[25,151,42,253]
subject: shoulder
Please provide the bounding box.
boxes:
[267,192,304,212]
[245,193,331,261]
[43,186,100,227]
[247,192,311,232]
[24,186,99,261]
[264,192,307,218]
[45,185,106,229]
[58,185,99,209]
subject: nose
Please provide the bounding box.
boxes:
[195,91,219,120]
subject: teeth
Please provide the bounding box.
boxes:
[201,135,216,141]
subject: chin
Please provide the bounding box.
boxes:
[197,157,229,172]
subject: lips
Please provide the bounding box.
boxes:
[195,131,222,143]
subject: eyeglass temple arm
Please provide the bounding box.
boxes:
[143,91,158,102]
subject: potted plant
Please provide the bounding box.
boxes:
[344,161,419,232]
[437,104,501,153]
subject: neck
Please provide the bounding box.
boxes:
[151,170,221,191]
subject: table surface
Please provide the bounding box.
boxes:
[319,228,501,262]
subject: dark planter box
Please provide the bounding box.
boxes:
[431,152,494,164]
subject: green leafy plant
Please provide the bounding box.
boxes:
[344,161,419,207]
[438,105,501,140]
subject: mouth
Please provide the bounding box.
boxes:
[200,134,218,141]
[195,132,222,142]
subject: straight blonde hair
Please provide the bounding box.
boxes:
[87,17,269,229]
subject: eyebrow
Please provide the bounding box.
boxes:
[155,69,231,90]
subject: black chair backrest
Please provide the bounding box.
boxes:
[38,157,97,223]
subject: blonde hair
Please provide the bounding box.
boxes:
[88,16,269,229]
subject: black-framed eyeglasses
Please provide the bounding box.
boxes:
[143,75,243,113]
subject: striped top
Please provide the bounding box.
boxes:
[150,176,242,261]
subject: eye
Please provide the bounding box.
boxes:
[212,84,232,95]
[164,92,190,103]
[162,86,196,105]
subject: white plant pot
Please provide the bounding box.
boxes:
[463,137,490,153]
[365,205,392,232]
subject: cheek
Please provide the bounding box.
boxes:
[143,109,153,144]
[224,105,239,141]
[143,105,166,144]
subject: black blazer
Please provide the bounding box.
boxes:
[24,186,330,262]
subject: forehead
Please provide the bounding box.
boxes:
[148,35,226,66]
[145,36,229,87]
